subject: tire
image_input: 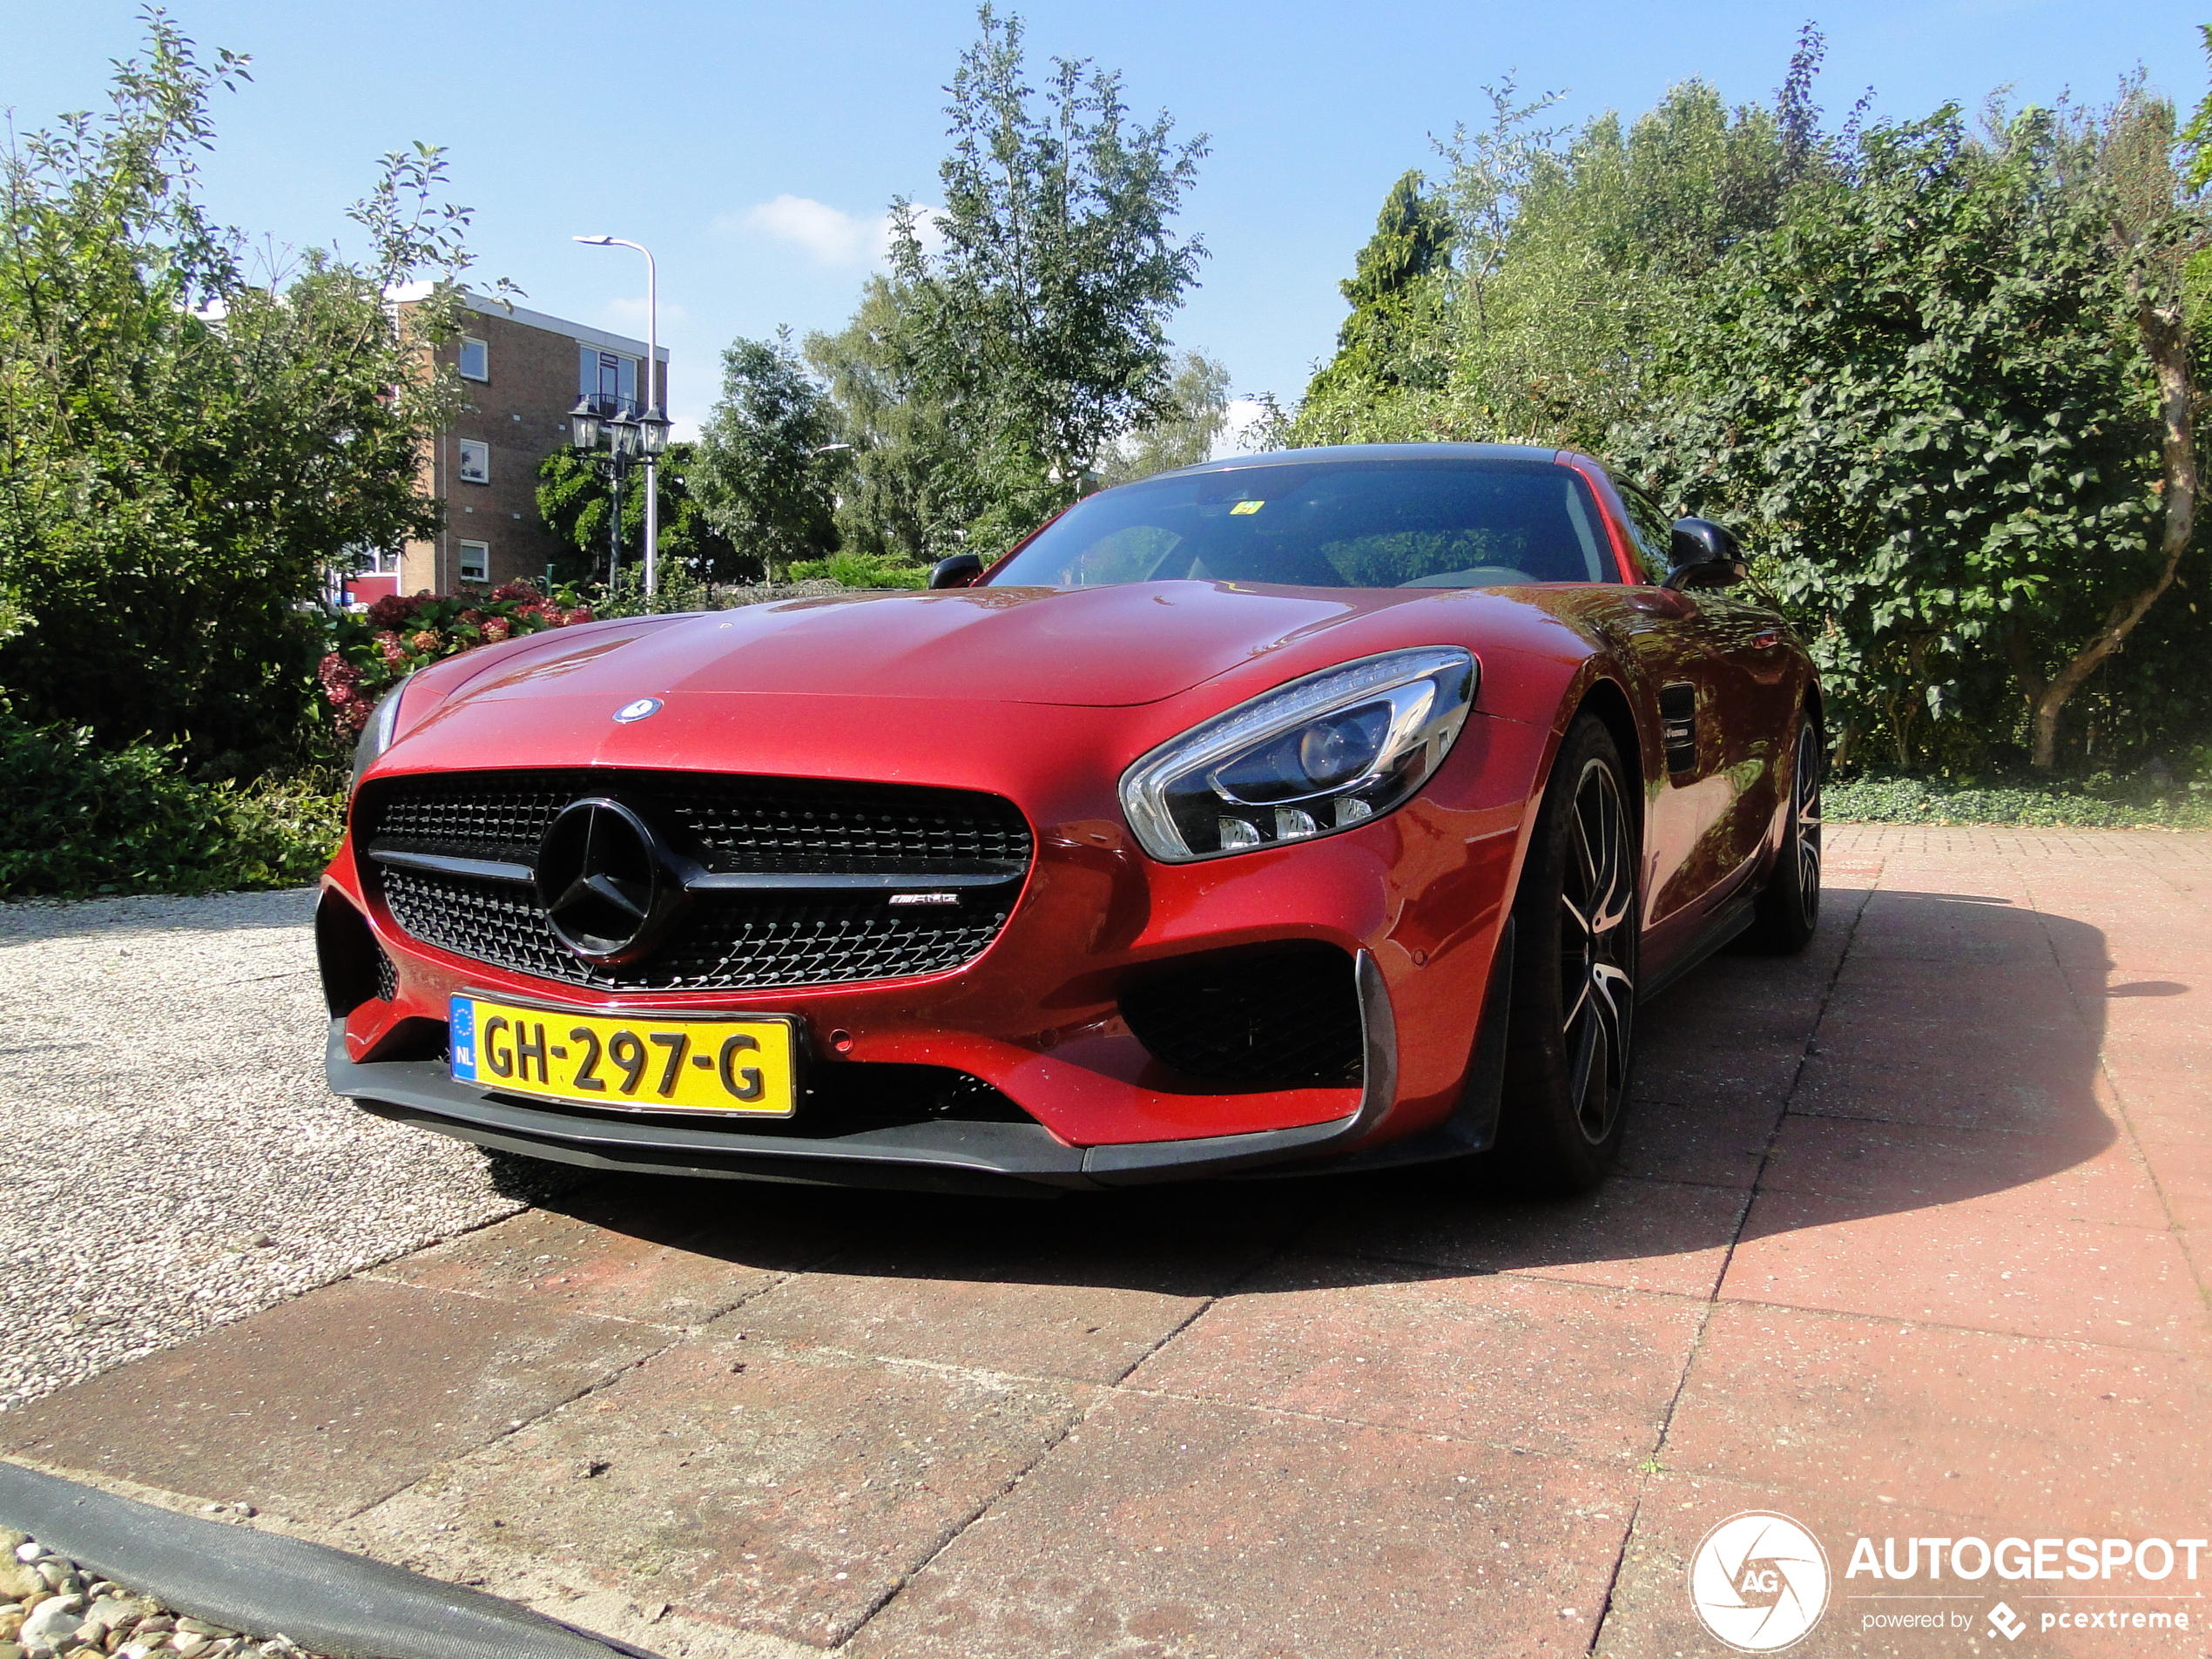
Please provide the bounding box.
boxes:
[1744,716,1822,954]
[1493,714,1640,1195]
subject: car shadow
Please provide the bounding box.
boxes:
[516,886,2125,1301]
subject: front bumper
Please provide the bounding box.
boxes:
[326,952,1404,1194]
[324,705,1546,1189]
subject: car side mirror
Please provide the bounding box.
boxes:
[928,552,985,590]
[1664,518,1748,590]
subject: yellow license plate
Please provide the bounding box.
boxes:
[449,995,798,1116]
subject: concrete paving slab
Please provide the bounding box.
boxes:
[726,1239,1246,1386]
[1757,1115,2160,1223]
[842,1391,1637,1659]
[1618,1091,1784,1188]
[1125,1252,1706,1464]
[359,1175,865,1327]
[1631,1040,1809,1112]
[0,1277,669,1521]
[339,1333,1091,1650]
[1723,1189,2209,1352]
[2141,1137,2212,1231]
[1662,1303,2212,1532]
[1302,1173,1750,1298]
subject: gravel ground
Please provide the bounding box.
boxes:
[1,1523,325,1658]
[0,888,577,1413]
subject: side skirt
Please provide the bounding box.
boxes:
[1636,895,1756,1006]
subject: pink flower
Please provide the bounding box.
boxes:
[482,617,511,642]
[408,630,442,654]
[376,631,408,667]
[367,594,422,631]
[564,605,594,626]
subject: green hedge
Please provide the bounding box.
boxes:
[0,712,343,899]
[1827,772,2212,831]
[786,550,928,590]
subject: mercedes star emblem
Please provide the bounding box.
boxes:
[535,798,686,962]
[613,697,664,724]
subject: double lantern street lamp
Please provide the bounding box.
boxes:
[570,234,666,595]
[565,397,670,590]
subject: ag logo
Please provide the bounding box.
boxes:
[1688,1511,1831,1652]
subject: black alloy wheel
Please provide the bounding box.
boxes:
[1746,716,1822,954]
[1493,714,1640,1194]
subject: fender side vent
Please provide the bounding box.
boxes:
[1658,682,1698,774]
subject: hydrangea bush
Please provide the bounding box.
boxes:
[319,582,591,737]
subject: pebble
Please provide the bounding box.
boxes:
[0,889,585,1413]
[17,1600,82,1649]
[0,1536,336,1659]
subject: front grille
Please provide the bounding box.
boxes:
[360,770,1031,993]
[368,772,1032,872]
[1120,944,1365,1087]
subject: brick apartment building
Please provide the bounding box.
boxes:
[346,288,670,604]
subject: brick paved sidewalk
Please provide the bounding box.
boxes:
[4,826,2209,1658]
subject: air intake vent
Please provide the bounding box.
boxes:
[1120,944,1363,1087]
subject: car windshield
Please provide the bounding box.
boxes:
[989,457,1615,590]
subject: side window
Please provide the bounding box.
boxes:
[457,540,489,583]
[456,440,490,484]
[1615,482,1675,583]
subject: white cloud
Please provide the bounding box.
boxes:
[718,195,943,268]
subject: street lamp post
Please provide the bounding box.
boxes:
[567,398,659,590]
[573,234,669,594]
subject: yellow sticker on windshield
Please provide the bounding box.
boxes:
[1230,499,1265,515]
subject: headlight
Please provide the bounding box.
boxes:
[349,676,413,795]
[1120,647,1477,862]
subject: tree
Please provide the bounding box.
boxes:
[0,14,494,769]
[1096,349,1231,485]
[691,329,839,579]
[803,277,978,565]
[536,441,743,584]
[1302,171,1454,402]
[889,4,1208,547]
[1289,64,1797,452]
[1616,103,2190,772]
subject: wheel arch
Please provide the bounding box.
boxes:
[1568,674,1647,826]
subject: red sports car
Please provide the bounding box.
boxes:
[318,444,1820,1196]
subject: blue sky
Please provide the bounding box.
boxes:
[5,1,2208,437]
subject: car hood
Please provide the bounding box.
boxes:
[433,582,1505,713]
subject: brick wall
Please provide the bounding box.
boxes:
[397,300,666,596]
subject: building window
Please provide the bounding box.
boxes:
[579,345,638,416]
[457,439,490,483]
[458,336,489,381]
[340,543,401,576]
[458,540,489,583]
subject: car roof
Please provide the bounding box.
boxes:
[1145,442,1575,480]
